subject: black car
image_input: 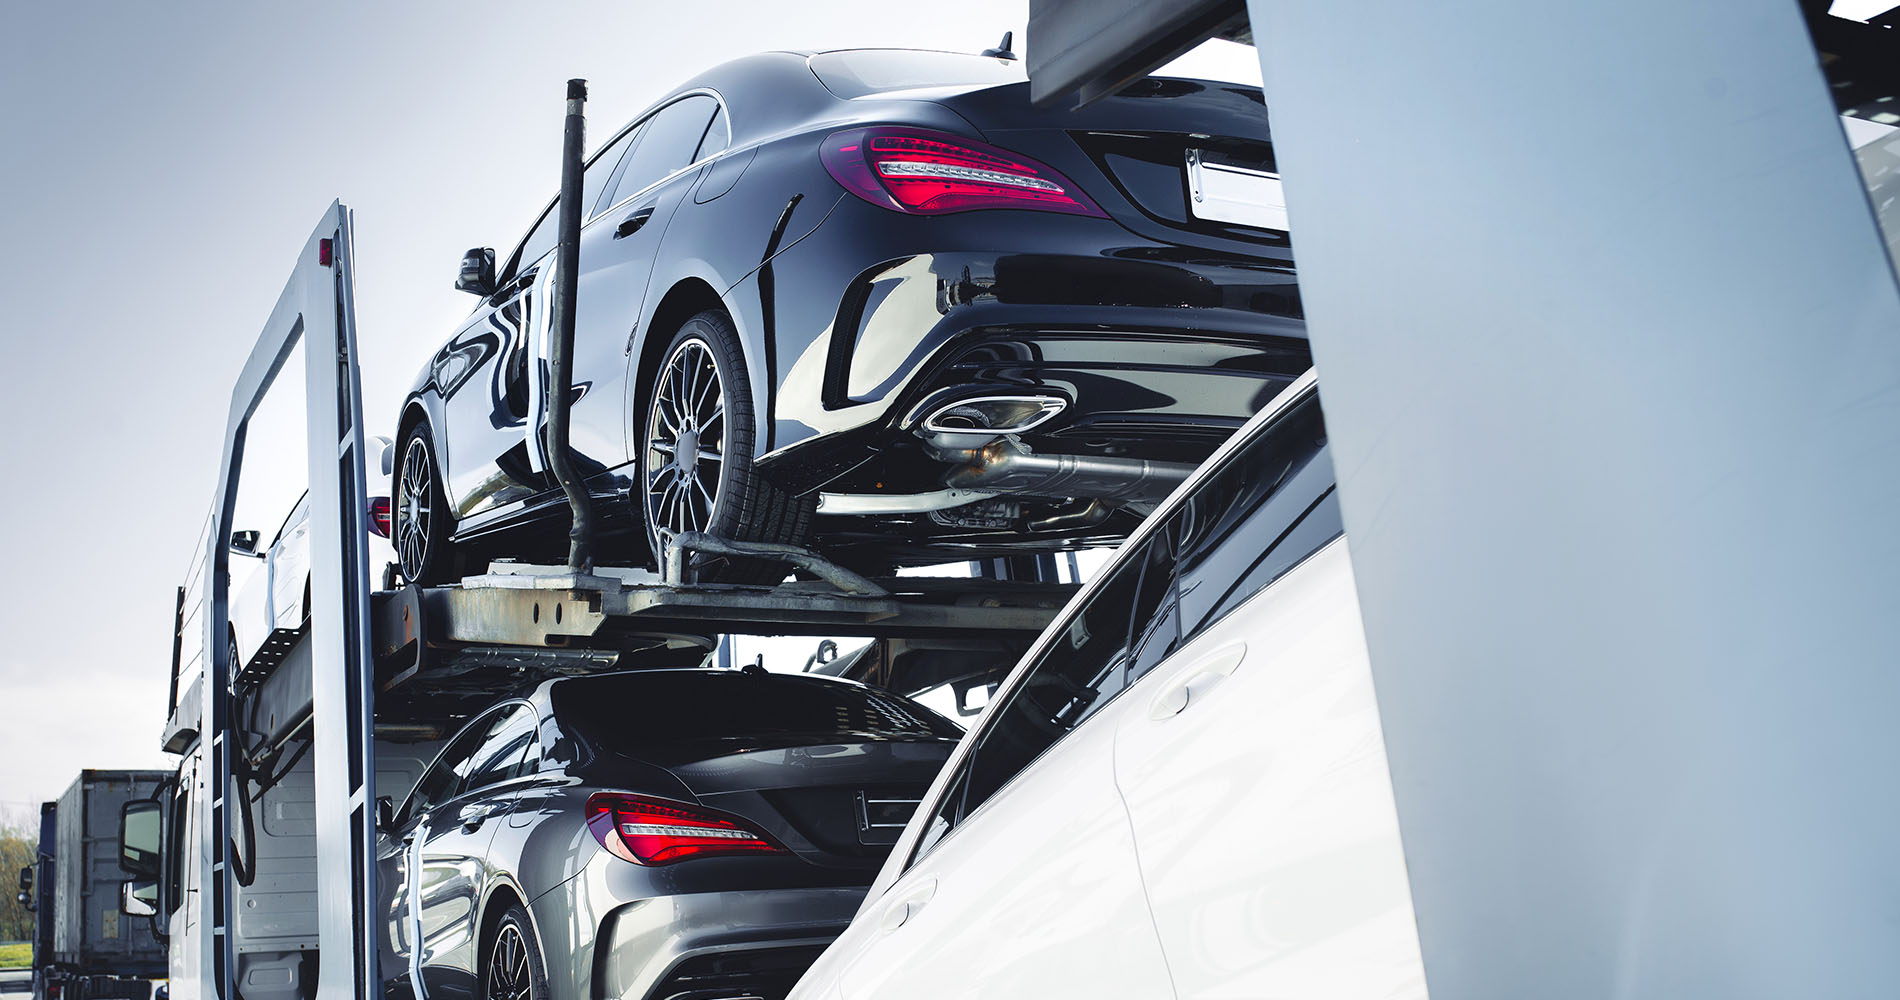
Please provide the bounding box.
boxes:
[392,47,1308,583]
[374,668,961,1000]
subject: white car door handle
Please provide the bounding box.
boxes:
[880,878,938,932]
[1149,643,1247,719]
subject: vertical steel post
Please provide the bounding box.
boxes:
[303,209,379,1000]
[203,204,376,1000]
[547,79,597,571]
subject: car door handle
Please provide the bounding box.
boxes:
[879,878,937,933]
[614,207,655,239]
[1148,643,1247,719]
[459,804,496,832]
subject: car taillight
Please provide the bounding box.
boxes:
[585,792,784,866]
[821,126,1107,217]
[368,497,391,538]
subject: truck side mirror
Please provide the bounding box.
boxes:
[376,796,397,834]
[119,800,162,880]
[454,248,497,297]
[229,530,263,558]
[16,865,29,891]
[122,879,158,918]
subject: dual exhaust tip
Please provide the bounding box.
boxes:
[916,393,1194,505]
[919,394,1068,451]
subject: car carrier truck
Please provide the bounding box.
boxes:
[14,773,170,1000]
[118,189,1069,1000]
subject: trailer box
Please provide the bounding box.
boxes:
[41,770,169,1000]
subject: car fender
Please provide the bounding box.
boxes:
[393,392,456,510]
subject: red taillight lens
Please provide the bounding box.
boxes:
[368,497,392,538]
[821,126,1107,217]
[585,793,784,866]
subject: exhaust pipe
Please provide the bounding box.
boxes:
[945,439,1193,503]
[916,391,1191,503]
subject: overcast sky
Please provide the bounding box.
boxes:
[0,2,1262,815]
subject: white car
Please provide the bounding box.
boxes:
[789,370,1430,999]
[227,438,398,671]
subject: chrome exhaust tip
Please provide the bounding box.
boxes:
[922,394,1067,434]
[917,394,1067,455]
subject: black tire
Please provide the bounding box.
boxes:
[394,423,458,586]
[639,309,813,582]
[480,904,547,1000]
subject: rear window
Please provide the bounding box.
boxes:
[551,671,963,755]
[809,49,1024,99]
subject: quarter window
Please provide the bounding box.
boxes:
[403,706,507,823]
[696,105,730,160]
[463,704,539,793]
[584,123,644,219]
[603,95,719,210]
[911,388,1342,863]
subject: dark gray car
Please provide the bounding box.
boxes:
[375,669,961,1000]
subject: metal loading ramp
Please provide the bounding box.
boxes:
[376,567,1074,650]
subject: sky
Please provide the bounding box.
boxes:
[0,1,1263,815]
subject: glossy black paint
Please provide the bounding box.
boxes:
[397,49,1307,566]
[373,669,957,1000]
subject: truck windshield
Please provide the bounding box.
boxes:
[551,671,962,757]
[808,49,1024,99]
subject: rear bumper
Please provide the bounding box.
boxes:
[746,197,1308,491]
[596,888,864,1000]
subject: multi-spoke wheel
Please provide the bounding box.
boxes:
[644,336,727,540]
[394,424,457,585]
[481,906,545,1000]
[638,310,813,582]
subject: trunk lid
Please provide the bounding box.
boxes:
[666,739,956,865]
[930,79,1293,257]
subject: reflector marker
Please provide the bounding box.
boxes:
[620,822,759,840]
[875,161,1064,192]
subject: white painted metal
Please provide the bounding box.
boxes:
[1246,1,1900,995]
[298,205,380,1000]
[794,374,1412,1000]
[203,203,378,1000]
[826,699,1174,999]
[1115,539,1426,999]
[794,537,1425,1000]
[168,750,201,1000]
[814,488,995,515]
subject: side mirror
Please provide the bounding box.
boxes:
[229,530,263,558]
[370,435,396,478]
[454,248,497,297]
[122,880,158,919]
[119,800,162,880]
[803,639,839,672]
[376,796,397,834]
[16,865,30,891]
[957,680,995,717]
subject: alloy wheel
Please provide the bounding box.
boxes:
[486,923,532,1000]
[397,436,434,580]
[644,336,728,542]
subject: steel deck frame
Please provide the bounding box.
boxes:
[193,206,1076,1000]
